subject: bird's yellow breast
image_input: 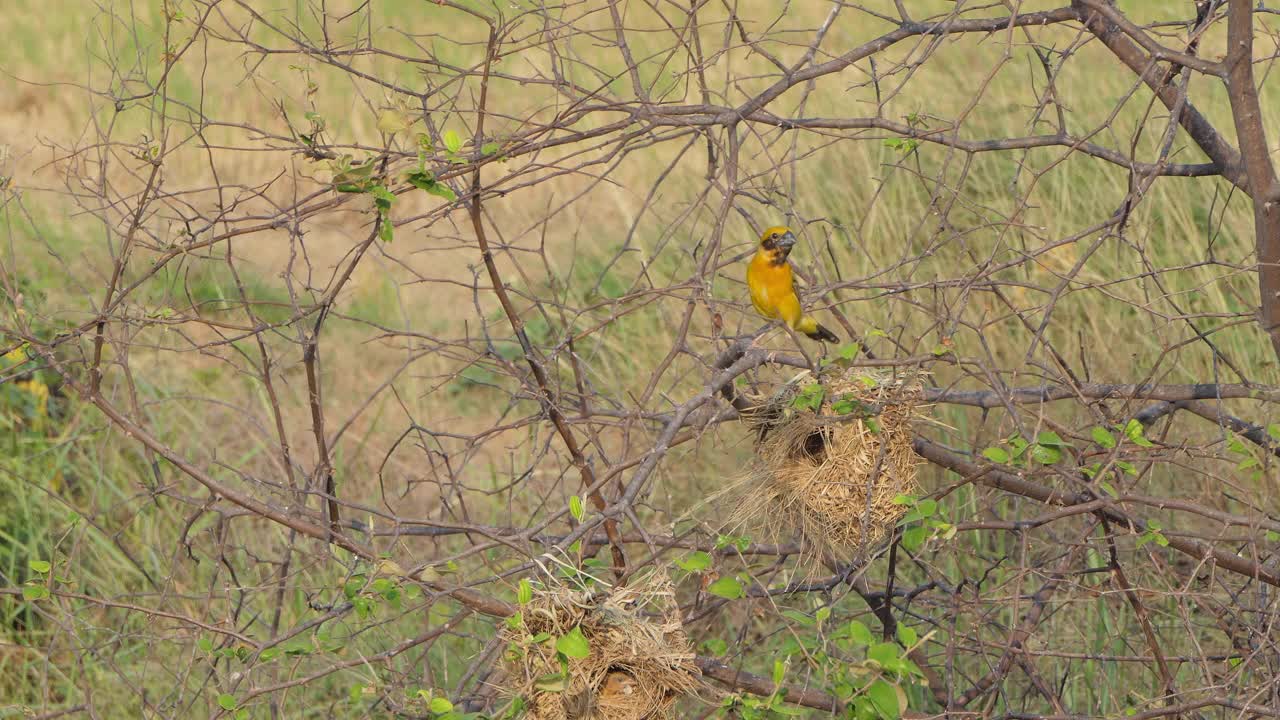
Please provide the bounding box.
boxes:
[747,250,796,320]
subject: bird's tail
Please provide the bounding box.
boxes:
[798,316,839,344]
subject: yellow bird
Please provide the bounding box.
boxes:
[746,225,839,343]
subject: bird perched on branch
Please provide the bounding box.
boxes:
[746,225,839,343]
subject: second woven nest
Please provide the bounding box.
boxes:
[729,368,922,561]
[498,574,700,720]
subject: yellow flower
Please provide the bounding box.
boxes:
[20,378,49,418]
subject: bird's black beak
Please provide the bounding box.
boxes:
[778,231,797,249]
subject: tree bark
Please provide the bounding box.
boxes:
[1226,1,1280,361]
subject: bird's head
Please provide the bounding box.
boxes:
[758,225,797,261]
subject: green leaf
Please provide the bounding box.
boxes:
[1091,426,1116,449]
[867,642,899,667]
[815,606,831,625]
[429,697,455,714]
[234,709,249,720]
[555,626,591,659]
[343,575,365,600]
[370,184,395,209]
[1116,460,1138,476]
[772,659,786,685]
[781,609,816,626]
[702,638,728,656]
[892,494,916,506]
[22,585,48,601]
[1267,530,1280,542]
[197,637,214,654]
[1036,430,1066,447]
[1123,419,1154,447]
[675,551,712,572]
[1031,444,1062,465]
[28,560,51,574]
[332,161,376,187]
[217,693,238,711]
[791,384,825,412]
[982,447,1010,464]
[354,596,374,619]
[831,398,858,415]
[534,671,568,693]
[896,624,918,647]
[900,525,927,551]
[405,171,458,202]
[283,641,310,656]
[405,171,433,190]
[915,499,937,518]
[866,679,902,720]
[837,343,861,360]
[481,141,500,156]
[517,578,533,605]
[444,130,463,154]
[846,620,873,646]
[714,534,751,552]
[259,647,281,662]
[1099,481,1119,498]
[569,495,585,522]
[376,218,394,243]
[706,576,745,600]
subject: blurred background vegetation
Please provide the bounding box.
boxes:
[1,0,1278,718]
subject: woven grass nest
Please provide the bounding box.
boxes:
[728,368,923,561]
[498,574,700,720]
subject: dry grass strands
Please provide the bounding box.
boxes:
[499,575,700,720]
[727,369,923,562]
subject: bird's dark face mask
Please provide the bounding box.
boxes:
[761,230,797,264]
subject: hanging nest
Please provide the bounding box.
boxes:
[725,368,923,561]
[498,574,700,720]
